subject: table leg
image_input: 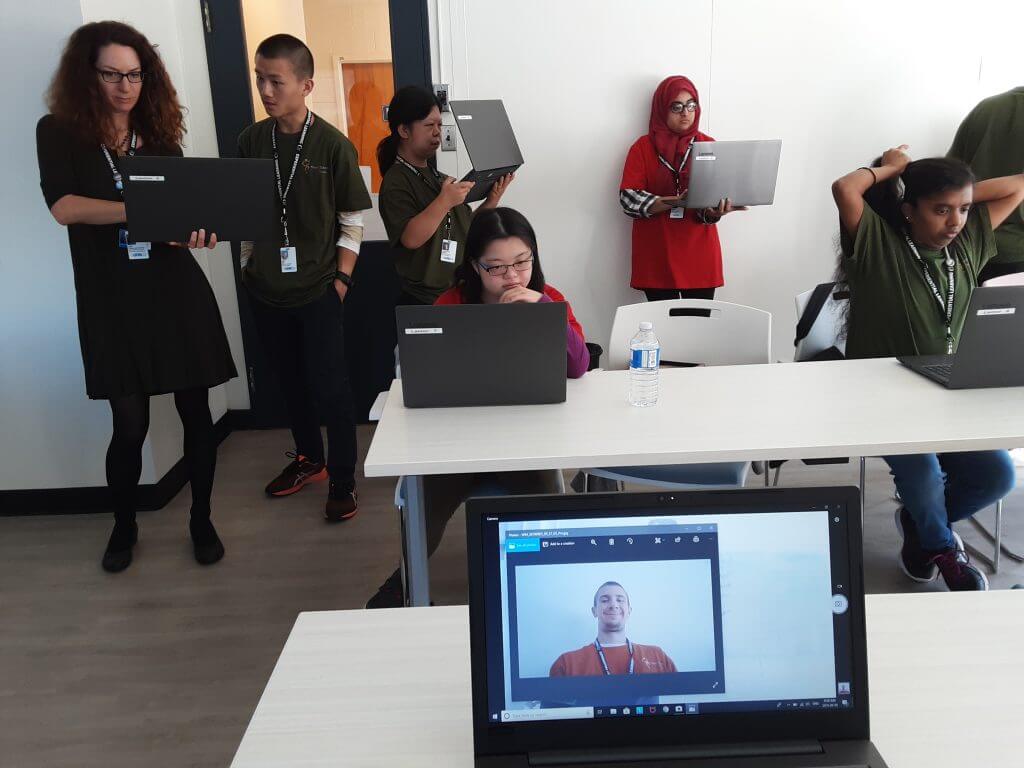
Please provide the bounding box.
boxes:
[402,474,431,607]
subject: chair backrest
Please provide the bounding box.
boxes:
[606,299,771,370]
[983,273,1024,287]
[793,283,849,362]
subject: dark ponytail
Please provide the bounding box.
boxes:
[377,85,440,174]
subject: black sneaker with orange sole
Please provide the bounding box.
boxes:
[325,481,358,523]
[265,452,328,497]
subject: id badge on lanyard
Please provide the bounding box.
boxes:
[103,134,151,260]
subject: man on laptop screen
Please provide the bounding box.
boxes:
[550,581,677,677]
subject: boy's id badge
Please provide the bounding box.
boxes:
[127,241,151,260]
[669,207,686,219]
[440,239,458,264]
[117,228,129,248]
[280,246,298,273]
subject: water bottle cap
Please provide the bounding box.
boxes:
[639,322,653,331]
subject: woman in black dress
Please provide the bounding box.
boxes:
[36,21,237,572]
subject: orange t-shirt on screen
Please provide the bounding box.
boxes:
[549,643,677,677]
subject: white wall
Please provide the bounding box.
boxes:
[1,2,247,491]
[433,0,1024,359]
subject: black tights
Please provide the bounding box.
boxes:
[106,388,216,525]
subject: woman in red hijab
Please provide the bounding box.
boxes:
[619,76,745,301]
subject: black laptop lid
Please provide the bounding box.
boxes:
[450,100,524,172]
[467,487,869,760]
[121,156,277,243]
[949,285,1024,388]
[396,302,567,408]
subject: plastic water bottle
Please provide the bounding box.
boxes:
[629,322,660,407]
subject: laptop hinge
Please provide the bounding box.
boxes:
[528,740,823,766]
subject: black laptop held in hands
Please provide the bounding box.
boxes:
[898,286,1024,388]
[449,100,524,204]
[121,156,277,243]
[396,302,567,408]
[466,486,889,768]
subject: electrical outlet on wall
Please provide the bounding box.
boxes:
[441,126,457,152]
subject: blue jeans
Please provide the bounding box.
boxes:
[882,451,1016,551]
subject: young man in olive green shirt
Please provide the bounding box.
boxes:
[948,86,1024,284]
[238,34,371,522]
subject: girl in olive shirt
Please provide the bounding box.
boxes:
[831,147,1024,591]
[377,86,513,305]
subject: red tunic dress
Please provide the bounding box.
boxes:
[620,135,724,291]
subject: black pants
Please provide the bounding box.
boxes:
[107,388,216,525]
[642,288,716,302]
[249,287,357,491]
[978,259,1024,286]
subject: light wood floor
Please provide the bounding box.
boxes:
[1,426,1022,767]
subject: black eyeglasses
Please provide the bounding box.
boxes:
[668,100,698,114]
[96,69,145,84]
[478,257,533,277]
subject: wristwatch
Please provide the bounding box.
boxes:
[335,270,353,288]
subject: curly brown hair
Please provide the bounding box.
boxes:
[46,21,185,151]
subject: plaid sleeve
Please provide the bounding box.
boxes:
[619,188,658,219]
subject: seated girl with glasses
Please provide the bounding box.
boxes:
[365,207,588,609]
[434,206,590,378]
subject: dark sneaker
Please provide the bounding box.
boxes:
[930,547,989,591]
[190,518,225,566]
[895,507,937,582]
[102,520,138,573]
[324,481,358,523]
[265,452,328,497]
[366,569,404,609]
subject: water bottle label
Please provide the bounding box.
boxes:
[631,348,660,369]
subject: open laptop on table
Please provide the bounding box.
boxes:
[681,140,782,209]
[449,100,524,204]
[396,302,567,408]
[466,486,888,767]
[898,285,1024,389]
[121,156,277,243]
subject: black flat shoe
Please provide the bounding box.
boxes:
[102,521,138,573]
[190,519,225,566]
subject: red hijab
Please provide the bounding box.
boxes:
[648,76,708,193]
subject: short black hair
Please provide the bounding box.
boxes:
[255,34,314,79]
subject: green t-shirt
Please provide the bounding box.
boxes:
[237,114,371,308]
[842,204,996,359]
[378,160,473,304]
[948,87,1024,265]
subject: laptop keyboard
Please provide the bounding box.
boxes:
[923,362,953,381]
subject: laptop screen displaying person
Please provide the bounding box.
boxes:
[466,487,871,761]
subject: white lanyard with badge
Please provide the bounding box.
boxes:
[101,132,151,260]
[272,109,313,273]
[657,137,695,220]
[396,155,458,263]
[904,234,957,355]
[594,638,635,675]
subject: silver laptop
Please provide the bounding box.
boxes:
[396,303,566,408]
[466,486,888,767]
[450,100,524,204]
[683,140,782,209]
[898,285,1024,388]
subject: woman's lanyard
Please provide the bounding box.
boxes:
[904,234,957,355]
[396,154,453,241]
[594,638,634,675]
[100,131,138,196]
[272,109,313,247]
[656,137,696,197]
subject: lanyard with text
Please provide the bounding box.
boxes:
[905,234,957,355]
[396,154,457,263]
[272,109,313,249]
[101,133,150,260]
[656,137,696,197]
[594,638,634,676]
